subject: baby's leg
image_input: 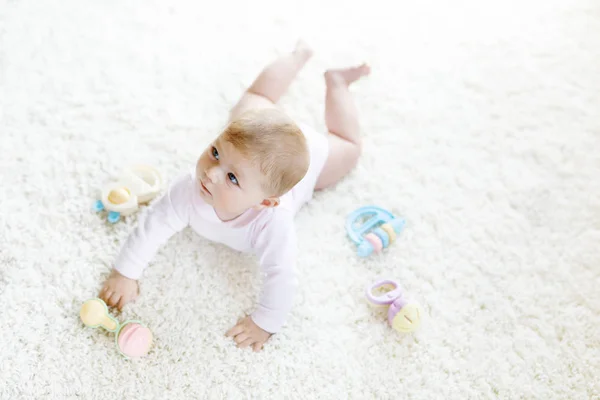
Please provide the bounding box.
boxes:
[315,64,371,189]
[229,41,313,121]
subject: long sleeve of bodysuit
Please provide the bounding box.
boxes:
[114,174,193,280]
[250,209,299,334]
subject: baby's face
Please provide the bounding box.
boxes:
[196,136,270,221]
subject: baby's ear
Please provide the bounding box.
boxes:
[261,197,280,208]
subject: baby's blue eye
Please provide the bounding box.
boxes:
[211,147,219,160]
[228,173,238,185]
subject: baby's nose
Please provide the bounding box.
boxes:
[206,167,222,183]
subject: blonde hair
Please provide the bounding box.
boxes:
[222,108,309,196]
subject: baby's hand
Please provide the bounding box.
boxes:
[225,316,272,352]
[99,269,139,310]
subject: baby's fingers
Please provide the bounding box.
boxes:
[252,342,264,352]
[106,292,122,308]
[225,324,244,338]
[237,337,254,349]
[233,332,249,345]
[117,295,130,311]
[99,288,111,303]
[98,284,108,298]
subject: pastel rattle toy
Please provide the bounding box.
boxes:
[365,279,423,333]
[93,164,163,223]
[346,206,406,257]
[80,298,153,358]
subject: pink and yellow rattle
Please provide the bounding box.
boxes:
[80,298,153,358]
[366,279,423,333]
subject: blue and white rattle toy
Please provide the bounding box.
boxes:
[345,206,406,257]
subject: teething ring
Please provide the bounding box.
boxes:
[365,279,403,305]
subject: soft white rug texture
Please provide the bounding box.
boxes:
[1,0,599,399]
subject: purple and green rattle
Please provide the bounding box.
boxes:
[366,279,422,333]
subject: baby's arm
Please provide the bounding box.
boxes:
[99,173,193,309]
[226,211,298,351]
[251,221,298,333]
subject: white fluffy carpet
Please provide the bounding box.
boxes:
[1,0,599,398]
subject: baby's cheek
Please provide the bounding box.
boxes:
[228,193,251,212]
[213,191,232,210]
[226,193,244,210]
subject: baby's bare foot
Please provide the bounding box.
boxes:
[325,63,371,86]
[293,39,314,62]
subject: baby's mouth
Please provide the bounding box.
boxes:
[201,180,212,195]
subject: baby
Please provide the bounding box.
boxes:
[99,41,370,352]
